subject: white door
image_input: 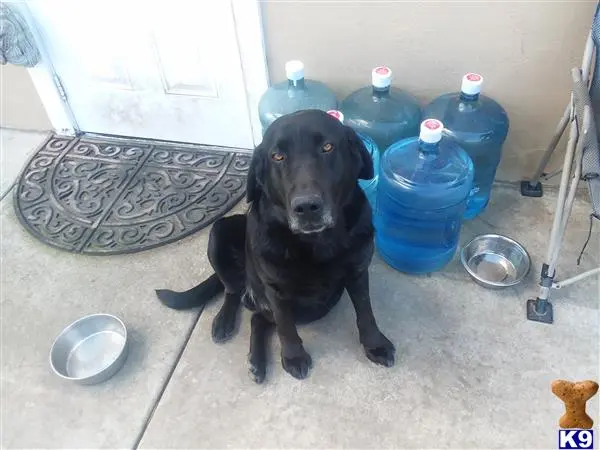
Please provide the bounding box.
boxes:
[26,1,255,148]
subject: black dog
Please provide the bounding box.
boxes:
[156,109,395,383]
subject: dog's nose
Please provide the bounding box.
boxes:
[291,195,324,216]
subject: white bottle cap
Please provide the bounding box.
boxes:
[461,73,483,95]
[372,66,392,89]
[419,119,444,144]
[327,110,344,123]
[285,60,305,81]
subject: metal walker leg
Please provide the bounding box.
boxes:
[527,84,594,323]
[521,31,595,198]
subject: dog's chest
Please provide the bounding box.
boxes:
[246,260,345,321]
[264,245,349,302]
[246,210,372,313]
[284,262,345,297]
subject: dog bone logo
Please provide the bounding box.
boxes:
[552,379,599,429]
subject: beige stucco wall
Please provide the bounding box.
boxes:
[1,1,595,181]
[262,1,595,181]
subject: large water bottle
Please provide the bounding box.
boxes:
[339,66,422,152]
[258,60,338,134]
[376,119,474,274]
[423,73,509,219]
[327,110,379,210]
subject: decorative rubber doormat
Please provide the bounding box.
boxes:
[13,134,251,255]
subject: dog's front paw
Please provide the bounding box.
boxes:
[281,349,312,380]
[364,333,395,368]
[211,308,237,343]
[248,357,266,384]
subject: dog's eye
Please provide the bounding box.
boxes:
[272,152,285,162]
[322,143,334,153]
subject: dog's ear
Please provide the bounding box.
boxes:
[246,144,265,203]
[346,126,374,180]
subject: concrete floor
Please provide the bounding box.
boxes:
[0,129,48,198]
[1,128,599,449]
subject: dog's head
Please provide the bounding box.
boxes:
[247,109,373,235]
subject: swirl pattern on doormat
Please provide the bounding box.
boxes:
[13,134,251,255]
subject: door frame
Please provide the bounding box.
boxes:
[17,0,270,147]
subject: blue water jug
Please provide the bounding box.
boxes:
[376,119,474,274]
[258,60,337,134]
[327,110,379,210]
[423,73,509,219]
[339,66,422,152]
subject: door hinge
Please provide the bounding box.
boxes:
[53,74,68,102]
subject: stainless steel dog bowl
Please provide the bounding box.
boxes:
[460,234,531,289]
[50,314,128,385]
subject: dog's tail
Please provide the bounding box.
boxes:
[155,273,224,310]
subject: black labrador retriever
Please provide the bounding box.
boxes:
[156,109,395,383]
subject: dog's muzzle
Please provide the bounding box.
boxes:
[288,194,334,234]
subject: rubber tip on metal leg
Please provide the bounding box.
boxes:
[520,180,543,198]
[526,298,554,324]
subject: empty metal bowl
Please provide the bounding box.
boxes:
[50,313,128,385]
[460,234,531,289]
